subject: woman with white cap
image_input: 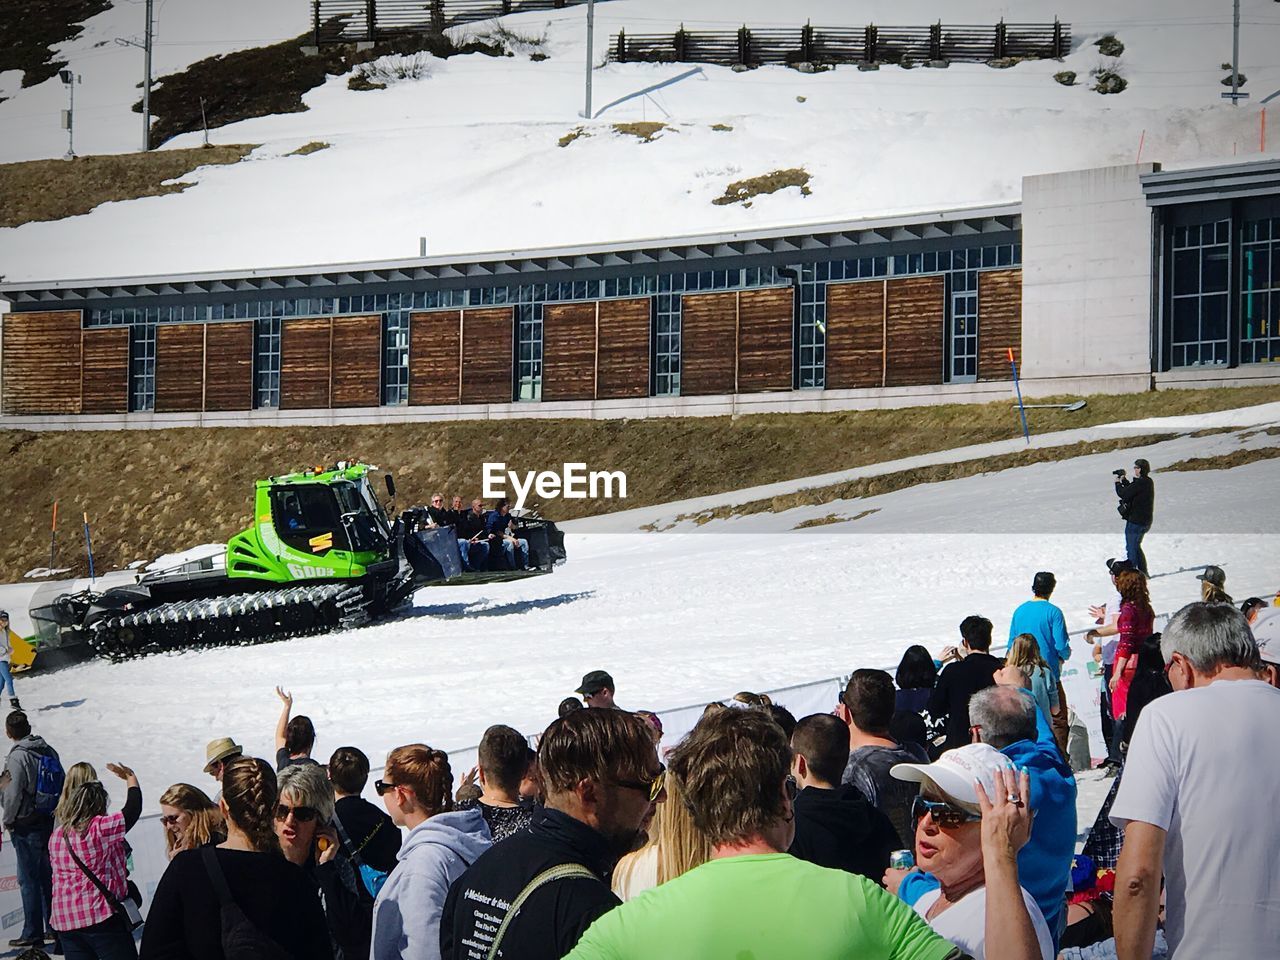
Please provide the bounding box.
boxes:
[891,743,1053,960]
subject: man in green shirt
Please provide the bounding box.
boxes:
[565,707,1041,960]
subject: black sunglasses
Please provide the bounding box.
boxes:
[912,796,981,829]
[784,775,798,802]
[374,779,399,796]
[274,804,319,823]
[615,764,666,802]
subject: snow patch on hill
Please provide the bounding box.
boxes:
[0,0,1278,282]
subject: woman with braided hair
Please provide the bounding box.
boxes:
[49,761,142,958]
[371,744,492,960]
[140,756,333,959]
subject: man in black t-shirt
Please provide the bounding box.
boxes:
[329,746,401,878]
[455,724,536,842]
[928,615,1001,754]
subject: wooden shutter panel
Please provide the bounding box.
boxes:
[543,302,596,401]
[204,322,254,411]
[460,308,514,404]
[680,292,737,396]
[81,327,131,414]
[597,298,650,400]
[884,276,945,387]
[737,287,793,393]
[1,310,83,414]
[977,269,1022,381]
[826,281,886,389]
[154,323,205,412]
[331,315,382,408]
[410,310,462,405]
[281,317,332,409]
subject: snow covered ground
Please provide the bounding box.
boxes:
[2,0,1279,281]
[11,414,1277,816]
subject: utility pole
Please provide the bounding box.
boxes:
[115,0,155,150]
[1231,0,1240,105]
[143,0,153,149]
[59,69,77,159]
[581,0,595,119]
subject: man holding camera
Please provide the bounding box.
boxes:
[1114,459,1154,576]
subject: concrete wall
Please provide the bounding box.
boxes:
[1020,163,1157,385]
[0,380,1026,430]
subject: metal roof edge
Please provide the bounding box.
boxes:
[0,202,1023,295]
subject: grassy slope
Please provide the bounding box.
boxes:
[2,383,1277,581]
[143,32,504,147]
[0,145,255,227]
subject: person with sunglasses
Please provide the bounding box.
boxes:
[890,743,1054,960]
[158,783,225,860]
[275,764,370,960]
[441,710,662,960]
[141,757,333,960]
[372,744,491,960]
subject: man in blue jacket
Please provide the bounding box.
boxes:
[1008,571,1072,753]
[894,685,1076,951]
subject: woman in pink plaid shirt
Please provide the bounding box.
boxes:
[48,761,142,960]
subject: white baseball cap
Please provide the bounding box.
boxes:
[1253,609,1280,665]
[890,743,1015,811]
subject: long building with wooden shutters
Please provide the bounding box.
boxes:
[4,159,1277,427]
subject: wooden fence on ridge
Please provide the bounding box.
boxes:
[608,21,1071,66]
[311,0,602,44]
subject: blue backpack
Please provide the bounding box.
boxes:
[33,751,65,817]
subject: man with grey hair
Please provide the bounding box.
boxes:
[969,686,1075,949]
[1111,602,1280,960]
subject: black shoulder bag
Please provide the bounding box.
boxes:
[199,847,293,959]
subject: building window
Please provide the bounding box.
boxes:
[1170,220,1231,367]
[516,300,543,401]
[798,263,825,388]
[383,306,410,405]
[1241,217,1280,364]
[949,250,979,381]
[255,316,282,408]
[129,323,157,411]
[654,277,682,397]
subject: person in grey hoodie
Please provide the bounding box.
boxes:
[372,744,492,960]
[1,710,61,949]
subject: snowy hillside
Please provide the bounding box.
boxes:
[2,0,1279,282]
[0,0,311,162]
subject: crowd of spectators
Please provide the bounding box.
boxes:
[2,564,1277,960]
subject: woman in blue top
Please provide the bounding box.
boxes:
[1004,634,1058,723]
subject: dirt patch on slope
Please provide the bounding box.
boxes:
[3,384,1278,582]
